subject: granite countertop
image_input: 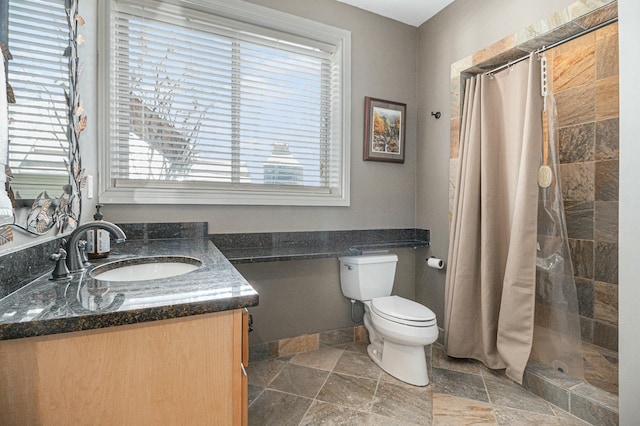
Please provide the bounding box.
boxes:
[0,238,259,341]
[212,229,430,264]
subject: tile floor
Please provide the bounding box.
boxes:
[247,342,591,425]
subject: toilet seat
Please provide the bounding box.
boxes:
[371,295,436,327]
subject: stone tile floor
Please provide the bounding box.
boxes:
[247,342,591,425]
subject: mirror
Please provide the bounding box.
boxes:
[1,0,84,243]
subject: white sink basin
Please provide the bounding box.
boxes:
[90,256,202,282]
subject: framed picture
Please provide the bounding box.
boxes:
[363,97,406,163]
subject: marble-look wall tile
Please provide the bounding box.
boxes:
[319,327,354,347]
[575,277,595,318]
[450,76,461,119]
[517,22,581,53]
[472,34,515,65]
[595,160,618,201]
[581,316,595,342]
[594,241,618,284]
[594,201,618,242]
[595,76,619,120]
[594,281,618,326]
[568,238,594,279]
[570,381,619,419]
[450,117,460,159]
[573,0,618,29]
[571,385,618,425]
[595,118,619,160]
[564,201,594,240]
[559,123,595,163]
[593,320,618,351]
[354,324,368,342]
[552,32,595,92]
[595,22,619,79]
[560,162,595,201]
[522,369,571,412]
[570,386,619,425]
[248,342,269,363]
[514,10,569,46]
[449,158,460,219]
[556,82,596,127]
[278,334,319,356]
[450,55,473,80]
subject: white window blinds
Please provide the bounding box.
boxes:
[7,0,70,199]
[101,0,351,206]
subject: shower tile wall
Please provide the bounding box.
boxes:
[551,23,619,352]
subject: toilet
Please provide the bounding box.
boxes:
[339,253,438,386]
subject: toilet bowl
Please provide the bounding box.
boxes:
[365,296,437,386]
[339,254,438,386]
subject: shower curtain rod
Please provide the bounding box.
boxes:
[484,17,618,75]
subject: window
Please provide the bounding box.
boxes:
[98,0,351,205]
[5,0,70,199]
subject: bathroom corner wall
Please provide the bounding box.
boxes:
[550,23,619,352]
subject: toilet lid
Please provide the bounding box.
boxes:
[371,296,436,326]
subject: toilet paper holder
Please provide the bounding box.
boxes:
[426,256,445,269]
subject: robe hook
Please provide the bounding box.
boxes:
[431,111,441,119]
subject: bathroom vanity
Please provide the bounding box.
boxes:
[0,238,258,425]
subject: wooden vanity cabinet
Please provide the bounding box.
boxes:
[0,309,249,426]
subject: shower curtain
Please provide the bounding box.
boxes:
[444,55,542,383]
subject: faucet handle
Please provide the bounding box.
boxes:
[49,247,71,281]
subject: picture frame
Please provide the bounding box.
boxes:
[363,96,406,163]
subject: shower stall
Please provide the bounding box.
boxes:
[447,10,619,398]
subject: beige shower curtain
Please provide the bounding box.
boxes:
[444,55,542,384]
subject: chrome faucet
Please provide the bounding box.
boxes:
[65,221,127,272]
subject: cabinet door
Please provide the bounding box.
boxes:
[0,312,240,426]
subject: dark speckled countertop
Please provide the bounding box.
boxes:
[211,229,430,263]
[0,238,258,341]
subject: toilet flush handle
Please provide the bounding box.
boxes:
[344,264,354,270]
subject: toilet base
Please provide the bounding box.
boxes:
[367,340,429,387]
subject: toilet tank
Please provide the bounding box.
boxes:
[338,253,398,301]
